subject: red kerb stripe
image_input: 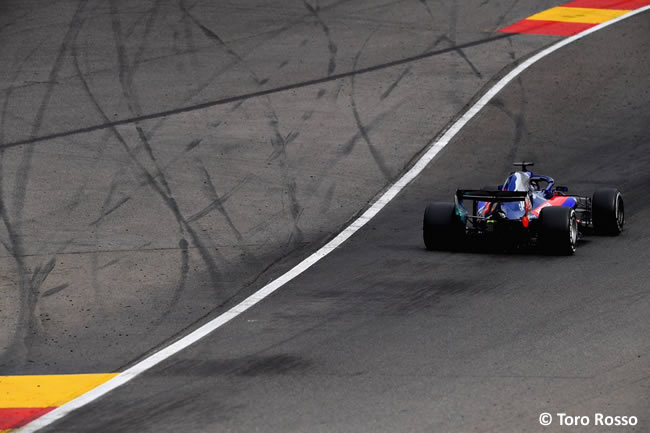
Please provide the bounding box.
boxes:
[563,0,650,9]
[499,20,596,36]
[0,407,56,429]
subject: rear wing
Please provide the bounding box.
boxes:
[456,190,528,202]
[455,189,529,220]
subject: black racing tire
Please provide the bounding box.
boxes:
[592,188,624,235]
[539,206,577,255]
[423,202,464,251]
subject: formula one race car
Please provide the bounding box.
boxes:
[423,162,624,255]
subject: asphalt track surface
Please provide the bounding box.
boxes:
[1,1,648,433]
[29,7,650,433]
[1,0,564,373]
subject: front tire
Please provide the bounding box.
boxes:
[539,206,577,255]
[423,202,464,251]
[592,188,624,235]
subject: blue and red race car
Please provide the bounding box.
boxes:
[423,162,624,255]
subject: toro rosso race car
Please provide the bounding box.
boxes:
[423,162,624,255]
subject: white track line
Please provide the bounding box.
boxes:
[18,6,649,432]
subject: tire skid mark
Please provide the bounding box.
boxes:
[47,121,115,229]
[446,0,483,79]
[0,239,11,255]
[0,44,42,251]
[71,31,224,294]
[304,98,410,202]
[0,161,31,365]
[269,130,300,162]
[197,234,311,321]
[84,3,261,201]
[447,36,483,79]
[180,1,257,80]
[82,126,133,225]
[14,0,88,221]
[3,0,341,99]
[131,0,164,71]
[89,196,132,226]
[110,2,180,200]
[180,0,200,70]
[379,30,450,102]
[125,53,238,142]
[41,283,70,298]
[504,32,518,62]
[0,45,43,141]
[134,137,203,187]
[98,258,120,270]
[127,0,275,143]
[0,0,518,369]
[0,0,89,367]
[0,11,30,35]
[88,133,203,228]
[319,184,336,214]
[2,243,235,260]
[490,75,530,163]
[418,0,436,21]
[302,0,338,75]
[150,237,190,328]
[122,5,154,40]
[134,126,173,197]
[266,110,304,243]
[301,13,407,200]
[380,65,411,100]
[8,47,205,96]
[187,166,251,242]
[260,83,403,207]
[423,0,483,78]
[109,0,143,117]
[1,33,512,150]
[107,1,222,316]
[349,32,393,181]
[110,6,181,209]
[109,3,183,215]
[188,163,260,284]
[341,101,408,155]
[182,3,305,244]
[492,0,524,30]
[109,6,172,197]
[185,138,202,152]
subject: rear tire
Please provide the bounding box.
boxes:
[423,202,464,251]
[592,188,624,235]
[539,206,577,255]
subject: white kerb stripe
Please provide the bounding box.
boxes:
[18,6,649,432]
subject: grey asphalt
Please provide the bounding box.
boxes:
[36,7,650,433]
[0,0,567,374]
